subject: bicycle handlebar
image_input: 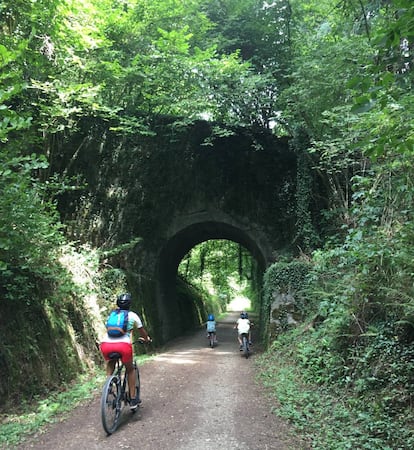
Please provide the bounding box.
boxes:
[136,337,152,344]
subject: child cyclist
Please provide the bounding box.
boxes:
[206,314,217,343]
[234,312,251,350]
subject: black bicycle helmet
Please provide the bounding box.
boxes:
[117,293,132,310]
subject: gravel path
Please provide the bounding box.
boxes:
[18,312,308,450]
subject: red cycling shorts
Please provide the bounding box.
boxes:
[100,342,133,364]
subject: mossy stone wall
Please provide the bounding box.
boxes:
[54,118,299,342]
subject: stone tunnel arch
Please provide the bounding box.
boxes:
[154,210,275,341]
[54,119,306,344]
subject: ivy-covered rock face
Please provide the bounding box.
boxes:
[55,119,304,341]
[263,261,310,340]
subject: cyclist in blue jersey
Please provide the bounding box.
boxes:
[206,314,217,344]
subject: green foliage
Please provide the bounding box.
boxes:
[264,232,414,447]
[1,0,414,444]
[258,331,414,449]
[0,0,289,145]
[201,0,292,127]
[178,239,261,326]
[179,239,258,305]
[0,151,65,290]
[291,128,321,251]
[272,6,414,445]
[0,373,104,447]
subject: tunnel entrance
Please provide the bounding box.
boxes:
[155,220,270,341]
[55,120,299,344]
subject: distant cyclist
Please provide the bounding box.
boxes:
[206,314,217,343]
[234,312,251,351]
[100,293,151,409]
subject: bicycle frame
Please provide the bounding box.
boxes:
[115,359,130,401]
[241,333,250,358]
[101,340,146,435]
[207,331,216,348]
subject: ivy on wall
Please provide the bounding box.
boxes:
[291,126,321,253]
[262,260,310,342]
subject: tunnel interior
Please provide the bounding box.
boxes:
[155,221,268,341]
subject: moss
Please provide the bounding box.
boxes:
[0,290,98,411]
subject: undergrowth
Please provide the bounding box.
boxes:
[0,371,104,449]
[257,328,414,450]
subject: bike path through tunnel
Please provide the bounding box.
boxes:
[154,219,271,342]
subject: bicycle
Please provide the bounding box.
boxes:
[100,352,141,435]
[240,332,250,359]
[207,331,216,348]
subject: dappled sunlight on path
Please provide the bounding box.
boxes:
[153,348,234,365]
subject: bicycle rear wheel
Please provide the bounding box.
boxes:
[242,335,249,359]
[101,375,121,435]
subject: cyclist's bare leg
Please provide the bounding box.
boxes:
[125,361,136,399]
[106,360,116,376]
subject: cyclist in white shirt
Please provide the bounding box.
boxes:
[234,312,251,350]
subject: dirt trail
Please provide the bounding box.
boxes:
[19,313,307,450]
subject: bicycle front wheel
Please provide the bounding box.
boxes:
[101,375,121,435]
[133,363,141,402]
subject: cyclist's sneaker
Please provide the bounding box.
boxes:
[249,341,253,345]
[130,396,142,410]
[239,345,243,351]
